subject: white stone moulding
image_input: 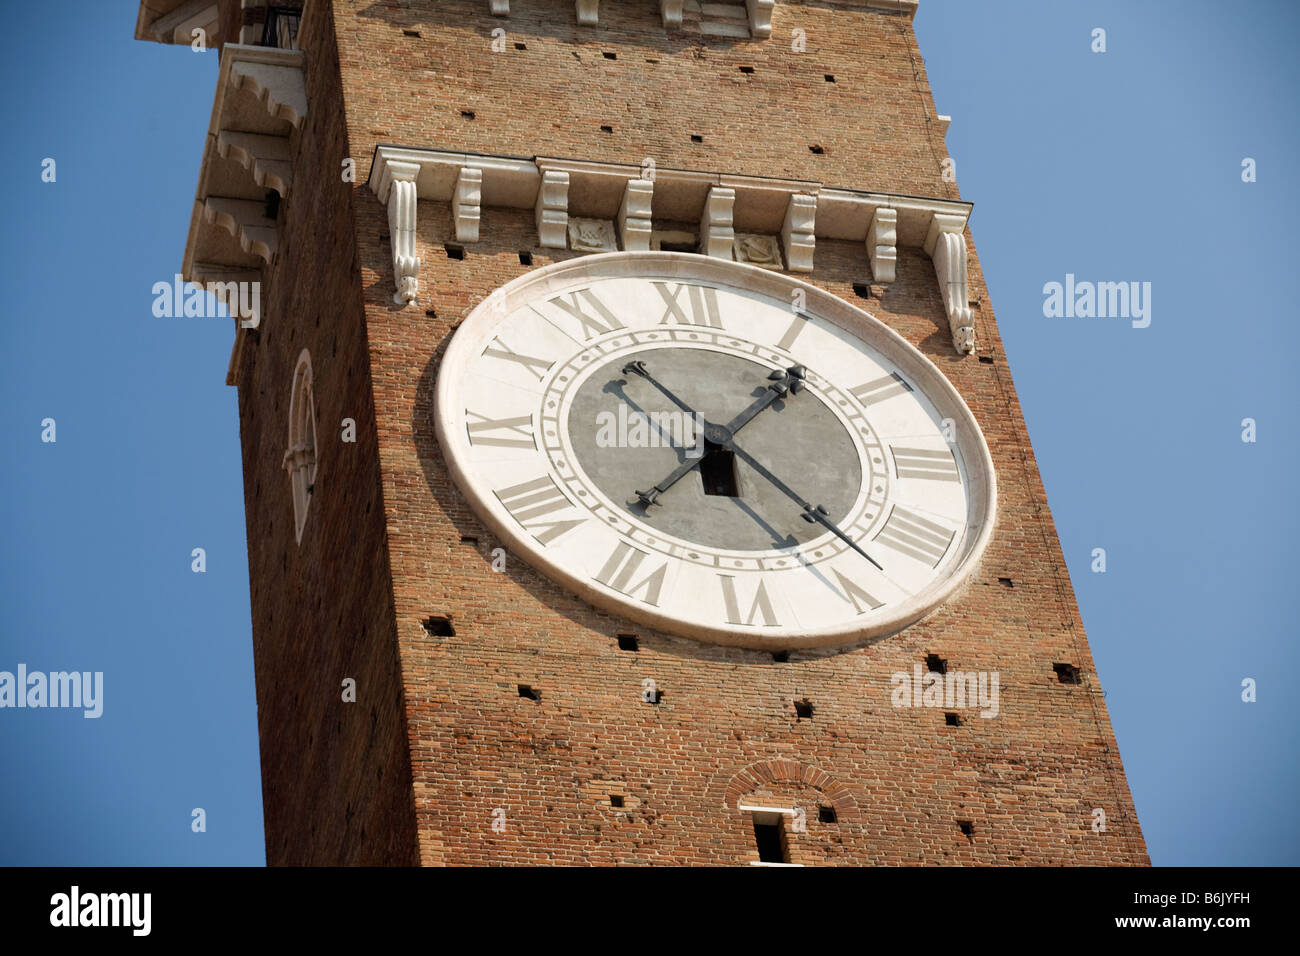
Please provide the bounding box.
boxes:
[377,160,422,305]
[452,166,483,243]
[224,45,308,130]
[366,146,974,352]
[460,1,919,38]
[216,131,293,197]
[203,198,278,263]
[781,193,816,273]
[618,179,654,251]
[924,213,975,355]
[700,186,736,259]
[867,206,897,283]
[746,0,776,38]
[146,0,219,45]
[536,170,571,249]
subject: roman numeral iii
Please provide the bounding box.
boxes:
[891,445,960,482]
[873,505,956,568]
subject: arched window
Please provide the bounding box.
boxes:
[283,349,317,543]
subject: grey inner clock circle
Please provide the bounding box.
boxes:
[566,346,863,551]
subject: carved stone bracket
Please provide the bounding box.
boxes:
[452,166,483,243]
[746,0,776,38]
[536,170,570,248]
[660,0,684,27]
[618,179,654,251]
[781,194,817,273]
[866,206,897,283]
[576,0,599,25]
[376,160,421,306]
[700,186,735,259]
[924,213,974,355]
[488,0,509,15]
[203,198,278,263]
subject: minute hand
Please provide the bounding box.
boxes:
[728,441,884,571]
[621,360,700,419]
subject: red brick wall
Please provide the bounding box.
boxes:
[238,0,1147,864]
[234,2,418,866]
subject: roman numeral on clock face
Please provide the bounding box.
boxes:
[832,568,885,614]
[542,288,625,342]
[850,372,913,406]
[493,475,585,545]
[594,540,669,606]
[465,410,535,449]
[482,337,555,381]
[891,445,960,482]
[653,282,723,327]
[719,575,780,626]
[873,504,956,568]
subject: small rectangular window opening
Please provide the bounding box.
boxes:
[421,615,455,637]
[752,816,789,863]
[945,712,962,727]
[518,250,534,265]
[794,699,814,720]
[818,805,838,824]
[518,684,540,701]
[445,243,465,260]
[925,654,947,674]
[700,442,739,497]
[852,282,871,299]
[610,794,625,808]
[617,633,639,651]
[1054,663,1082,684]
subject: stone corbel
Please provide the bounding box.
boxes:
[746,0,776,38]
[203,198,278,264]
[452,167,482,243]
[216,131,293,197]
[488,1,509,15]
[660,0,684,27]
[576,0,599,25]
[536,170,570,248]
[781,194,817,272]
[924,213,974,355]
[618,179,654,251]
[378,160,421,306]
[867,206,897,283]
[700,186,735,259]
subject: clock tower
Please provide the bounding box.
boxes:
[135,0,1148,865]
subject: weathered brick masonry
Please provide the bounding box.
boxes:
[223,0,1147,864]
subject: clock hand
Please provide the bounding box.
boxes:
[621,360,701,419]
[630,365,808,508]
[723,365,807,434]
[727,440,884,571]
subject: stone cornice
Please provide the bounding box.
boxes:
[368,145,976,354]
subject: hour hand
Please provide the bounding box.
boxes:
[724,365,807,434]
[634,455,702,509]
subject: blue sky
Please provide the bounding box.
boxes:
[1,0,1295,866]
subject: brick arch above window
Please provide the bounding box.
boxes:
[713,758,861,822]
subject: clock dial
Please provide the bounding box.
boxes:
[435,253,996,649]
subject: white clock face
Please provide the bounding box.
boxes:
[434,253,996,649]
